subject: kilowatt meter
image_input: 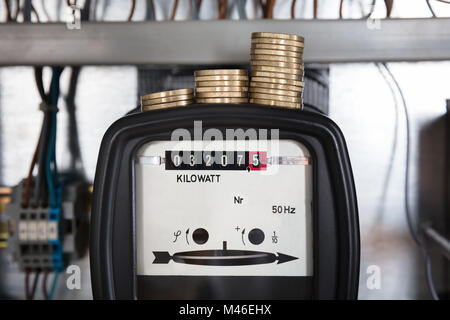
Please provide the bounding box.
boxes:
[90,104,360,299]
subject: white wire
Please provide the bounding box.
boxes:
[381,63,439,300]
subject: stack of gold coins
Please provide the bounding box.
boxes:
[195,69,249,104]
[141,88,195,112]
[249,32,304,109]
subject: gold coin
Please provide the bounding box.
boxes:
[251,64,304,75]
[249,87,301,97]
[251,32,304,42]
[250,71,303,81]
[249,98,302,109]
[251,54,303,64]
[196,97,248,104]
[195,75,248,82]
[250,81,304,90]
[196,91,248,98]
[251,59,304,70]
[251,76,304,87]
[196,86,248,92]
[249,92,301,102]
[141,99,194,111]
[251,37,304,48]
[195,69,247,76]
[251,43,303,53]
[250,48,300,58]
[141,88,194,100]
[142,94,194,104]
[195,80,248,87]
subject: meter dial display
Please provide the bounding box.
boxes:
[135,140,313,277]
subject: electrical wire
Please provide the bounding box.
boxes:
[384,0,393,17]
[236,0,247,19]
[374,63,399,225]
[42,270,49,299]
[24,270,30,299]
[190,0,197,19]
[46,67,63,209]
[426,0,437,17]
[32,67,51,207]
[29,67,63,208]
[291,0,296,18]
[42,270,59,300]
[22,136,40,207]
[33,114,50,207]
[258,0,276,18]
[20,0,33,22]
[313,0,318,18]
[48,271,59,300]
[362,0,376,19]
[145,0,155,20]
[3,0,12,21]
[170,0,179,20]
[31,272,40,299]
[23,66,47,207]
[46,114,57,208]
[381,63,439,300]
[81,0,91,21]
[24,2,40,22]
[29,1,40,22]
[65,67,85,177]
[25,271,40,300]
[218,0,228,19]
[28,2,86,210]
[268,0,276,18]
[339,0,344,19]
[127,0,136,21]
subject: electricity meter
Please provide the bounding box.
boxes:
[90,104,360,299]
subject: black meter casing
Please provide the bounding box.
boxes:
[90,104,360,300]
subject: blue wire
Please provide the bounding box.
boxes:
[48,271,59,300]
[46,67,62,208]
[45,100,56,207]
[191,0,199,19]
[236,0,247,19]
[145,0,154,20]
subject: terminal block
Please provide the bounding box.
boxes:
[5,179,90,272]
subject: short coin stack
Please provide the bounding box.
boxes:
[195,69,249,104]
[141,88,195,112]
[249,32,305,109]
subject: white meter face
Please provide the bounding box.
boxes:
[135,140,313,277]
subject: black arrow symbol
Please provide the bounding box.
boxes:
[153,251,172,264]
[275,252,298,264]
[152,250,298,266]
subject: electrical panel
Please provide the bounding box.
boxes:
[5,179,90,272]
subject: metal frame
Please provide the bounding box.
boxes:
[0,18,449,65]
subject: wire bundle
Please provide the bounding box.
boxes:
[22,66,63,300]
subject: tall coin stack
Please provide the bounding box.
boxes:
[195,69,249,104]
[141,88,195,112]
[249,32,305,109]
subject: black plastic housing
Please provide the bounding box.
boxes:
[90,104,360,300]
